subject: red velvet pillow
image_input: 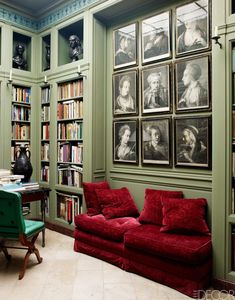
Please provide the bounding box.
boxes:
[138,189,184,225]
[95,187,139,219]
[83,181,110,216]
[161,197,210,235]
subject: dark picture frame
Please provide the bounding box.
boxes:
[142,63,171,114]
[174,115,211,169]
[141,117,171,166]
[113,119,138,164]
[175,55,210,112]
[141,10,171,64]
[113,69,138,117]
[113,23,137,70]
[175,0,210,57]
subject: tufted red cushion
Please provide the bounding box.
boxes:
[138,189,183,225]
[124,224,212,264]
[161,198,210,235]
[74,213,140,241]
[95,187,139,219]
[83,181,110,216]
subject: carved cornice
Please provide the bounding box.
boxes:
[0,0,100,32]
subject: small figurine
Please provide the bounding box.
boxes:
[13,43,27,70]
[44,44,50,71]
[69,34,83,62]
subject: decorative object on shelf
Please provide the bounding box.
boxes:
[7,69,13,85]
[12,144,33,182]
[44,75,48,84]
[212,25,222,49]
[44,44,50,71]
[12,44,27,70]
[69,34,83,62]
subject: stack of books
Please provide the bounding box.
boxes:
[21,181,40,190]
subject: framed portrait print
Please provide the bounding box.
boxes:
[113,119,138,164]
[175,55,210,112]
[113,69,138,117]
[174,115,211,169]
[113,23,137,70]
[141,118,171,166]
[142,63,171,114]
[142,10,171,64]
[175,0,210,57]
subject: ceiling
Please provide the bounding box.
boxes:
[0,0,67,17]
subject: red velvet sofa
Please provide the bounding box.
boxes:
[73,182,212,298]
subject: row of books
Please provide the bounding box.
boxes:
[58,166,83,187]
[42,124,50,140]
[41,165,49,182]
[41,87,50,104]
[57,122,83,140]
[12,86,31,103]
[12,106,31,122]
[58,80,83,100]
[57,192,82,224]
[12,124,30,140]
[57,100,83,120]
[41,143,50,161]
[58,142,83,164]
[41,106,50,121]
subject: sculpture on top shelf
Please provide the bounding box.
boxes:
[12,145,33,182]
[69,34,83,62]
[12,43,27,70]
[44,44,50,71]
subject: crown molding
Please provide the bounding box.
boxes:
[0,0,100,32]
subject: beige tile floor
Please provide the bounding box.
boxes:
[0,229,234,300]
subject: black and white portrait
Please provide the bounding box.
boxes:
[174,116,211,168]
[113,23,137,70]
[142,11,171,64]
[113,70,138,116]
[142,64,171,114]
[113,120,138,164]
[176,0,209,56]
[175,56,210,112]
[142,118,171,165]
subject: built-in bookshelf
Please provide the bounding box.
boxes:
[56,191,82,225]
[11,85,31,163]
[231,43,235,273]
[40,85,50,183]
[57,79,83,188]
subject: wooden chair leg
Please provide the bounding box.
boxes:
[0,240,11,261]
[18,233,43,280]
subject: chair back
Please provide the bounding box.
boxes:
[0,190,25,238]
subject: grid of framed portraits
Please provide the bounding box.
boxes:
[112,0,211,169]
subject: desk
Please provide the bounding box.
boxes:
[19,187,50,247]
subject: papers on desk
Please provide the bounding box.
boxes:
[0,181,40,192]
[21,181,40,190]
[0,169,24,185]
[0,183,26,192]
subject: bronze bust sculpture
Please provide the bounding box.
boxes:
[69,35,83,62]
[13,43,27,70]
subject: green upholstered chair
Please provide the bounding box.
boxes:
[0,190,45,279]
